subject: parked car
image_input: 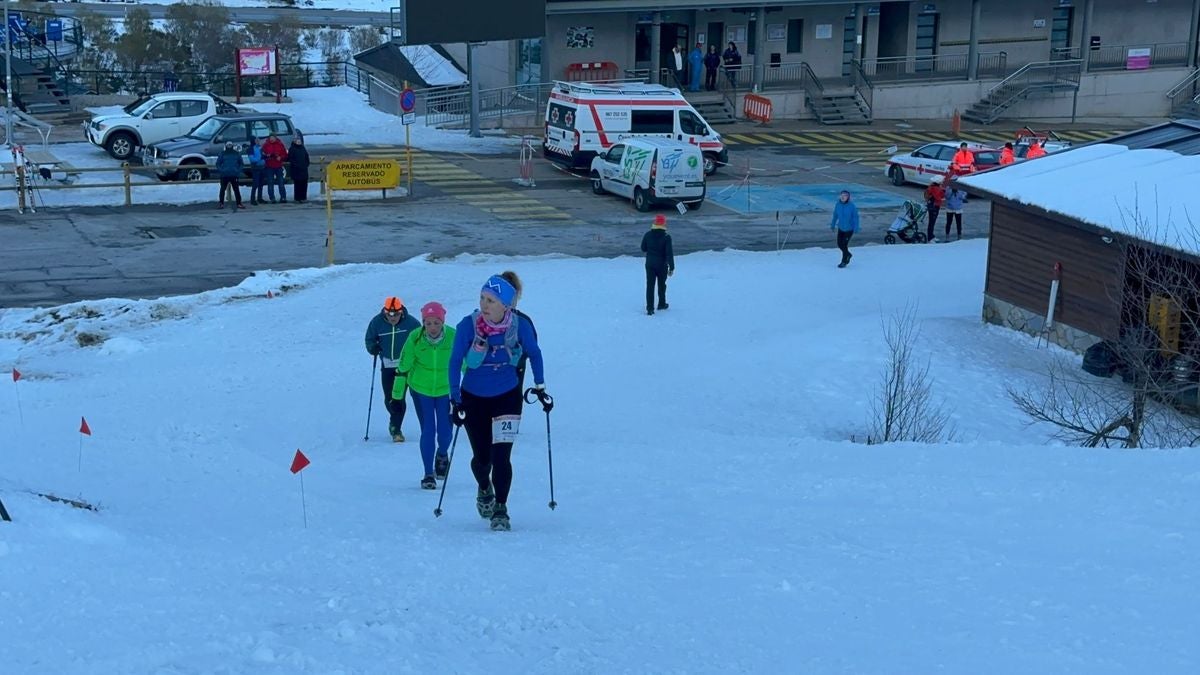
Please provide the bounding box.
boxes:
[84,91,238,161]
[1015,140,1072,159]
[589,137,706,212]
[884,141,998,186]
[142,112,300,182]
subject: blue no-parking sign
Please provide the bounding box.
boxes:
[400,88,416,113]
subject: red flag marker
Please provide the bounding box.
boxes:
[80,417,92,436]
[266,290,274,299]
[11,368,21,382]
[290,449,310,474]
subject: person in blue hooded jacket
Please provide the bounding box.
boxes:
[830,189,861,268]
[449,274,547,531]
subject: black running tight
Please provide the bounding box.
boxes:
[461,386,524,504]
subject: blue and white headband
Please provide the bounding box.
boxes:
[481,275,517,306]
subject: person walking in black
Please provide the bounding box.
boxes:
[704,45,721,91]
[641,214,675,315]
[722,42,742,88]
[288,136,310,204]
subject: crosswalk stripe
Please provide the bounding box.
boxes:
[460,193,536,202]
[487,205,561,213]
[779,132,817,144]
[493,212,572,220]
[727,133,765,144]
[823,132,862,144]
[755,133,793,144]
[721,136,740,145]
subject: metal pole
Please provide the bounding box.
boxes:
[650,12,662,83]
[468,42,481,138]
[1189,0,1200,69]
[1080,0,1094,72]
[967,0,981,80]
[5,0,14,148]
[752,6,767,92]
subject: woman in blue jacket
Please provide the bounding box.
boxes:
[449,274,547,531]
[830,189,861,268]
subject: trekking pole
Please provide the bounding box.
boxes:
[524,388,557,510]
[363,354,378,441]
[434,413,466,518]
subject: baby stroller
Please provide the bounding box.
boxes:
[884,200,928,244]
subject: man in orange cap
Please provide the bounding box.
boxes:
[641,214,675,315]
[365,296,420,441]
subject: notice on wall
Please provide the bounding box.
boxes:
[727,25,747,44]
[567,26,594,49]
[815,24,833,40]
[767,24,786,41]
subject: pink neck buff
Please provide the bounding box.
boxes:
[476,309,512,337]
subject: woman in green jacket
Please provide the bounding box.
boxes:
[395,301,456,489]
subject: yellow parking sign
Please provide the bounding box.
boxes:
[326,159,401,190]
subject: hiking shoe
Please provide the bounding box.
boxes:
[647,308,654,315]
[490,503,511,531]
[420,474,437,490]
[476,486,496,519]
[657,303,669,310]
[434,454,449,479]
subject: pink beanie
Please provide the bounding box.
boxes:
[421,301,446,321]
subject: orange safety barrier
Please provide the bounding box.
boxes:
[565,61,619,82]
[743,94,773,123]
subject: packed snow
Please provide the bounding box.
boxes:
[959,143,1200,253]
[400,45,468,87]
[2,240,1198,673]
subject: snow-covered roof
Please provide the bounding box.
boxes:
[959,140,1200,255]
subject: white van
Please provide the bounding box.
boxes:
[544,80,728,176]
[589,138,706,212]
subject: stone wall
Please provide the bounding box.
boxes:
[982,294,1101,353]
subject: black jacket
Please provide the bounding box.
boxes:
[288,144,310,172]
[641,228,675,271]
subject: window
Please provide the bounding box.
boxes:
[271,119,293,136]
[607,145,625,163]
[786,19,804,54]
[679,110,707,135]
[630,109,673,134]
[215,122,249,143]
[179,100,207,117]
[935,146,958,161]
[250,121,273,139]
[748,18,757,55]
[547,103,575,130]
[913,144,938,159]
[149,101,179,119]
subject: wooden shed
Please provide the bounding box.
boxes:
[958,120,1200,354]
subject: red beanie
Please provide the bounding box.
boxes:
[653,214,667,228]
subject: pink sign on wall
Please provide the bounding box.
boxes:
[238,47,277,76]
[1125,48,1151,70]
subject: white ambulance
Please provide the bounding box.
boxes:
[543,80,728,176]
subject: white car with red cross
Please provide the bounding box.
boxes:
[884,140,999,186]
[543,80,728,176]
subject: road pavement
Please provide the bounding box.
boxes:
[0,141,992,309]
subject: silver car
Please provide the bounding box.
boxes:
[143,112,300,182]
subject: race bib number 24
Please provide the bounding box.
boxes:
[492,415,521,443]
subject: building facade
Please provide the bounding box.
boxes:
[506,0,1200,120]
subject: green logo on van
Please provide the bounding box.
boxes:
[687,156,698,169]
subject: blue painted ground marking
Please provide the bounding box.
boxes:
[711,183,907,214]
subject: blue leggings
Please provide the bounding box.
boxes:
[411,391,451,475]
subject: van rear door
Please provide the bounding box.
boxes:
[544,101,577,159]
[652,146,697,198]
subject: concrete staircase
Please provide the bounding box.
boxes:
[1172,97,1200,120]
[683,91,737,125]
[962,60,1082,124]
[809,90,871,125]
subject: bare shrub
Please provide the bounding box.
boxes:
[868,305,953,444]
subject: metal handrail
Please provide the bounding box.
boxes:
[850,58,873,118]
[858,51,1007,81]
[761,60,809,90]
[799,61,824,96]
[1087,41,1190,71]
[1167,67,1200,100]
[987,59,1081,97]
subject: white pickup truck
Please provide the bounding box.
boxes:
[84,92,239,160]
